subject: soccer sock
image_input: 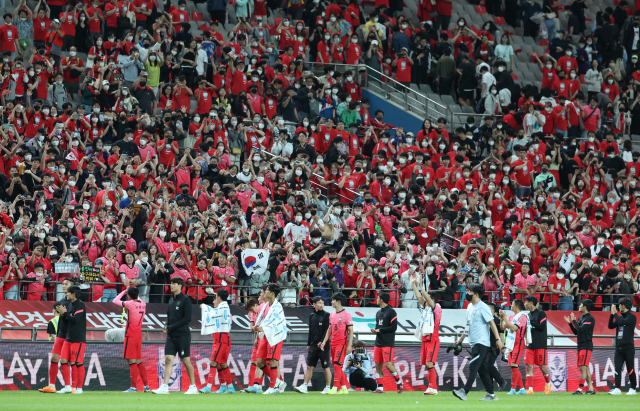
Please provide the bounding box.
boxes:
[256,375,264,385]
[249,364,257,385]
[526,374,533,391]
[49,361,58,386]
[629,369,637,389]
[579,378,585,390]
[511,368,520,390]
[71,364,78,388]
[544,374,550,384]
[260,364,271,385]
[269,367,278,388]
[223,368,233,387]
[217,367,225,386]
[428,368,438,391]
[376,373,384,389]
[391,372,400,384]
[341,369,348,388]
[62,363,70,387]
[207,366,217,388]
[334,365,343,387]
[137,363,149,386]
[129,364,139,389]
[76,364,85,390]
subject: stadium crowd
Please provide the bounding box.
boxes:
[0,0,638,312]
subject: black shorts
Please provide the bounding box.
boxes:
[460,90,474,100]
[307,346,331,369]
[165,334,191,359]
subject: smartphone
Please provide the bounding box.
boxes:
[254,148,261,153]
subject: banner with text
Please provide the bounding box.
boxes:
[0,343,637,392]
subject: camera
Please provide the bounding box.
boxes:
[351,347,367,366]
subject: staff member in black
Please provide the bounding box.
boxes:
[608,298,638,395]
[566,299,595,395]
[152,278,198,395]
[294,296,333,394]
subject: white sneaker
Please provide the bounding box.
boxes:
[152,384,169,394]
[72,389,83,395]
[263,387,278,395]
[276,380,287,393]
[609,388,622,395]
[294,384,308,394]
[320,386,331,394]
[627,389,637,395]
[57,386,73,394]
[184,385,199,395]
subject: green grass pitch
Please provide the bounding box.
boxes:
[2,390,637,411]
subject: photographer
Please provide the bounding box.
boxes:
[343,340,377,391]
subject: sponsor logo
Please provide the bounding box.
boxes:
[548,351,567,392]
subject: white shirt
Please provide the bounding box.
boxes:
[481,72,496,97]
[196,49,208,75]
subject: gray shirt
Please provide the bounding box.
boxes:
[466,300,493,347]
[117,55,144,83]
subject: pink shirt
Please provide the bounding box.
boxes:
[114,290,146,338]
[329,309,353,346]
[508,312,528,343]
[119,264,140,281]
[514,273,537,290]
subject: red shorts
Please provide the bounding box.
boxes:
[373,346,394,363]
[508,340,524,365]
[420,339,439,365]
[330,344,348,365]
[524,348,547,366]
[210,334,231,364]
[52,337,66,356]
[61,342,86,363]
[123,336,142,359]
[577,349,592,367]
[257,338,283,361]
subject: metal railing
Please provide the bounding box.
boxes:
[3,327,637,348]
[298,61,449,126]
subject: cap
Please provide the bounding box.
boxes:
[557,29,565,34]
[70,236,79,244]
[103,80,109,85]
[406,131,415,137]
[36,127,46,134]
[460,53,469,60]
[371,40,379,46]
[52,19,60,24]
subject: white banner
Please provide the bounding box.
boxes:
[200,302,232,335]
[241,249,270,277]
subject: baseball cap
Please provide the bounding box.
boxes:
[70,236,79,244]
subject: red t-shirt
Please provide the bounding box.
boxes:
[0,25,18,52]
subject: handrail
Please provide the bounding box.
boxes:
[2,326,636,348]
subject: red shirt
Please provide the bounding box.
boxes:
[60,12,77,37]
[512,159,533,187]
[0,25,18,52]
[33,17,51,41]
[105,2,122,27]
[62,57,84,83]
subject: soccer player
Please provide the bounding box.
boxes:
[523,295,551,395]
[199,289,235,394]
[244,291,266,394]
[40,278,76,393]
[412,275,442,395]
[607,298,637,395]
[255,284,289,395]
[566,299,595,395]
[56,286,86,394]
[453,285,503,401]
[500,299,528,395]
[320,293,354,395]
[113,280,150,393]
[295,296,332,394]
[370,292,403,394]
[152,278,198,395]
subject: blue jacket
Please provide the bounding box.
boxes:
[207,0,227,12]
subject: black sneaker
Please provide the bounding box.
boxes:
[585,390,596,395]
[572,389,583,395]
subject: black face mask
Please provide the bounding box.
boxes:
[140,81,147,87]
[364,198,372,203]
[182,189,188,194]
[465,293,474,302]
